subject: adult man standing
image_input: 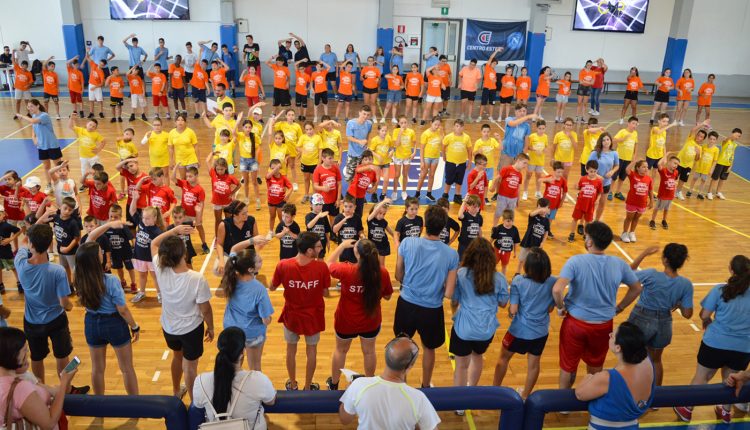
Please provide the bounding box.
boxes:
[343,105,373,182]
[88,36,115,77]
[198,40,221,64]
[552,221,642,390]
[243,34,260,77]
[319,44,338,95]
[122,33,148,67]
[394,205,459,388]
[339,335,441,429]
[154,37,171,70]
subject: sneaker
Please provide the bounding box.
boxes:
[391,192,398,201]
[379,194,385,201]
[588,108,594,115]
[673,406,692,422]
[607,192,613,201]
[255,198,261,211]
[661,220,669,230]
[629,232,637,243]
[734,403,750,413]
[621,232,631,243]
[697,193,704,200]
[614,192,625,201]
[308,382,320,391]
[455,410,465,416]
[117,117,123,122]
[285,380,299,391]
[301,195,309,204]
[165,112,171,120]
[649,220,656,230]
[240,177,246,185]
[577,224,584,235]
[69,385,91,395]
[129,283,137,294]
[412,117,417,124]
[78,184,86,193]
[534,191,542,199]
[17,283,23,294]
[293,183,299,191]
[157,293,162,304]
[0,283,5,295]
[707,192,714,200]
[175,384,188,399]
[717,192,726,200]
[370,193,379,203]
[453,195,463,205]
[420,120,425,126]
[521,191,528,201]
[78,111,84,118]
[425,193,436,202]
[714,405,731,424]
[325,376,339,391]
[153,114,160,119]
[131,291,145,303]
[379,117,385,123]
[256,177,263,185]
[401,191,408,201]
[313,117,319,123]
[548,231,554,239]
[333,282,341,291]
[193,113,200,119]
[676,191,685,200]
[201,243,210,254]
[686,191,693,198]
[593,110,600,116]
[99,112,105,119]
[679,120,685,127]
[392,117,398,124]
[568,233,575,243]
[619,118,624,125]
[414,191,421,199]
[649,119,654,126]
[87,113,94,119]
[110,117,117,123]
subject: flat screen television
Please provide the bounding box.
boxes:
[572,0,649,33]
[110,0,190,20]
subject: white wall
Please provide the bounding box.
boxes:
[684,0,750,76]
[0,0,66,59]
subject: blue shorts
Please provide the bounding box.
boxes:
[245,334,266,348]
[485,167,494,181]
[338,94,353,102]
[423,157,440,166]
[226,69,236,83]
[192,88,207,103]
[240,157,259,172]
[386,90,402,103]
[627,306,673,349]
[84,312,131,348]
[549,208,558,220]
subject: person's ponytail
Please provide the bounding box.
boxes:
[722,255,750,302]
[357,240,382,317]
[212,327,246,415]
[220,250,257,298]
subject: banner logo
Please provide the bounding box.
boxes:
[478,31,492,45]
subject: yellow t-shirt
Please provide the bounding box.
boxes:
[393,128,416,160]
[369,135,394,166]
[694,144,719,175]
[269,143,289,175]
[274,121,302,157]
[717,139,738,166]
[677,137,701,169]
[147,130,170,167]
[319,129,342,161]
[581,130,602,164]
[237,131,259,159]
[210,115,237,148]
[443,132,472,164]
[527,133,548,166]
[473,137,500,168]
[553,131,577,163]
[115,139,138,160]
[214,140,235,166]
[420,129,443,159]
[75,126,104,158]
[168,127,199,166]
[614,129,638,161]
[647,127,667,160]
[298,134,322,166]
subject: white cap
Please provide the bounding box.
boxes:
[252,107,263,115]
[24,176,42,189]
[311,193,325,206]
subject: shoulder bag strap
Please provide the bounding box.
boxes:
[197,375,220,420]
[4,378,21,428]
[225,371,252,418]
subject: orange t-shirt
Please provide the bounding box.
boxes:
[386,73,403,91]
[499,75,515,98]
[697,82,716,106]
[404,72,423,97]
[148,71,167,96]
[483,64,497,90]
[655,76,674,93]
[426,74,443,97]
[556,80,571,96]
[88,61,104,87]
[126,73,145,95]
[67,66,84,94]
[13,65,32,91]
[108,75,125,98]
[294,72,310,95]
[516,76,531,100]
[579,69,595,87]
[338,71,353,95]
[42,70,59,95]
[242,74,262,97]
[361,66,381,89]
[626,76,643,92]
[270,64,290,90]
[190,66,208,90]
[437,63,451,86]
[676,77,695,101]
[210,68,228,89]
[311,70,328,93]
[536,75,550,97]
[169,64,185,89]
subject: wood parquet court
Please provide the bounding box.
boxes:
[1,95,749,429]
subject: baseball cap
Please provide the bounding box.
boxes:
[24,176,42,189]
[311,194,325,206]
[252,107,262,115]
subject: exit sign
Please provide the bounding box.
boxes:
[441,7,449,15]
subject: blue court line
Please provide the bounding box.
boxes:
[1,138,77,178]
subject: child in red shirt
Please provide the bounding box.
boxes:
[621,160,653,243]
[467,153,489,209]
[84,171,118,223]
[116,158,148,224]
[266,159,293,232]
[22,177,49,217]
[568,160,604,242]
[206,155,240,236]
[136,168,176,225]
[540,161,568,238]
[650,154,680,231]
[493,153,529,225]
[346,150,378,222]
[172,164,209,252]
[312,148,341,227]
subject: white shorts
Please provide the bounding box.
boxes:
[80,156,100,175]
[393,157,412,166]
[88,85,103,102]
[14,89,30,100]
[425,95,442,104]
[527,164,544,173]
[556,94,569,104]
[131,94,146,108]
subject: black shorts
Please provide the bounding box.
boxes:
[273,89,291,107]
[43,92,59,102]
[38,147,63,161]
[376,244,391,257]
[503,332,548,356]
[110,97,123,107]
[481,88,496,105]
[646,156,660,169]
[460,90,476,101]
[325,71,337,82]
[711,164,730,181]
[163,323,205,361]
[499,95,513,104]
[24,313,73,361]
[677,165,691,183]
[301,163,317,174]
[441,88,450,102]
[192,88,207,102]
[111,253,134,270]
[322,202,339,217]
[226,69,236,83]
[624,90,639,101]
[362,87,378,94]
[393,297,445,349]
[576,85,591,97]
[295,92,308,108]
[314,92,328,105]
[171,88,185,100]
[654,90,670,103]
[697,341,750,371]
[268,201,286,209]
[406,95,420,101]
[444,161,467,186]
[449,327,493,357]
[603,184,612,194]
[616,159,631,181]
[185,72,193,83]
[336,326,380,340]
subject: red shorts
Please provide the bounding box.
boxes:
[572,205,594,222]
[153,95,168,107]
[246,96,260,107]
[559,315,613,373]
[70,91,82,104]
[495,249,511,266]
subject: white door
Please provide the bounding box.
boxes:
[421,19,461,86]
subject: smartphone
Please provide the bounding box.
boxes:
[63,356,80,373]
[86,40,92,47]
[182,220,194,227]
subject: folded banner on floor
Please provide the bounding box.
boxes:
[465,19,527,62]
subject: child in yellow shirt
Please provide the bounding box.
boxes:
[297,121,323,203]
[391,116,416,201]
[318,115,343,163]
[553,117,578,182]
[473,123,501,200]
[523,119,548,200]
[115,128,138,198]
[68,112,106,192]
[368,123,394,201]
[687,130,719,200]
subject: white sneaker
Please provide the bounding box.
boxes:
[735,403,750,412]
[619,118,624,125]
[391,117,398,124]
[621,232,631,243]
[707,192,714,200]
[629,232,637,243]
[313,117,319,123]
[391,192,398,201]
[537,115,544,121]
[679,120,685,126]
[588,108,594,115]
[521,191,528,201]
[676,191,685,201]
[372,116,378,123]
[131,292,145,303]
[292,183,299,191]
[379,117,385,123]
[534,191,542,199]
[717,192,726,200]
[593,110,600,116]
[401,191,408,200]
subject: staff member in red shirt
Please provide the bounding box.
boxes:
[589,57,607,117]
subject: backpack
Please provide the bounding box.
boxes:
[198,372,260,430]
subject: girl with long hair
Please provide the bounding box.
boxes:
[215,200,258,275]
[587,132,620,221]
[129,202,164,303]
[674,68,695,126]
[619,67,644,123]
[17,99,62,190]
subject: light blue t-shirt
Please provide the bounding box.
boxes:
[634,269,693,312]
[86,274,126,314]
[508,275,557,340]
[154,47,170,69]
[33,113,59,150]
[375,55,385,74]
[424,55,439,70]
[344,52,359,70]
[221,51,236,71]
[345,119,373,158]
[320,52,337,69]
[125,44,147,66]
[451,267,508,341]
[588,150,619,187]
[200,45,220,64]
[391,53,404,72]
[701,284,750,353]
[399,237,459,309]
[561,253,638,322]
[223,278,274,340]
[501,117,531,158]
[88,46,114,64]
[15,249,70,324]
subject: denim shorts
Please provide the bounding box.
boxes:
[245,334,266,348]
[84,312,131,348]
[240,157,259,172]
[423,157,440,166]
[626,306,673,349]
[386,90,402,103]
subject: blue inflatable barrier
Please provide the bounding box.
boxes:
[63,394,187,430]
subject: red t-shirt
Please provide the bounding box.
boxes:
[120,169,149,209]
[467,169,489,208]
[347,170,377,199]
[330,262,393,334]
[312,164,341,204]
[497,166,523,199]
[85,180,118,221]
[175,179,206,217]
[142,182,176,215]
[543,176,568,210]
[209,168,239,206]
[575,176,603,213]
[0,186,30,221]
[267,175,292,206]
[625,171,653,209]
[657,168,679,201]
[271,258,331,335]
[591,65,606,89]
[25,191,49,215]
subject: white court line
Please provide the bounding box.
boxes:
[689,323,700,332]
[1,123,32,140]
[161,350,169,360]
[199,238,217,276]
[152,371,161,382]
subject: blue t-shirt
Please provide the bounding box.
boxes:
[88,46,114,64]
[391,53,403,72]
[320,52,338,69]
[200,45,220,64]
[86,274,126,314]
[221,51,236,70]
[701,284,750,353]
[588,150,619,187]
[424,55,439,70]
[33,113,59,150]
[344,52,359,71]
[451,267,509,341]
[508,275,557,340]
[375,55,385,74]
[561,253,638,322]
[223,278,274,340]
[345,119,372,158]
[154,47,170,69]
[399,237,459,308]
[634,269,693,312]
[125,45,147,66]
[501,117,531,158]
[15,249,70,324]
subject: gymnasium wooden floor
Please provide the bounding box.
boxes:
[1,94,749,429]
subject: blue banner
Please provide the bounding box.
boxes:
[465,19,527,61]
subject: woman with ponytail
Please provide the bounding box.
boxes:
[193,327,276,428]
[221,239,274,371]
[325,239,393,390]
[674,255,750,424]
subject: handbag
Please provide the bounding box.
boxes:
[1,378,21,430]
[197,372,261,430]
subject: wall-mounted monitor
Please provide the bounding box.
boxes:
[110,0,190,20]
[573,0,649,33]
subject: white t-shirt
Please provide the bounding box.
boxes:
[339,376,441,430]
[183,52,198,73]
[193,370,276,430]
[154,254,211,335]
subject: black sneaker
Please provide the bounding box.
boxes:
[412,117,417,124]
[326,376,339,391]
[256,177,263,185]
[87,113,94,119]
[614,192,625,201]
[193,113,200,119]
[141,114,148,121]
[308,382,320,391]
[420,120,425,126]
[414,191,421,199]
[568,233,575,243]
[548,231,554,239]
[17,282,23,294]
[379,194,385,201]
[78,184,87,193]
[201,243,210,254]
[285,379,298,391]
[99,112,105,119]
[442,193,449,200]
[69,385,90,395]
[370,193,379,203]
[661,220,669,230]
[577,224,584,235]
[686,191,692,198]
[110,117,117,123]
[453,194,463,205]
[240,177,245,185]
[649,220,657,230]
[649,119,654,126]
[117,117,123,122]
[78,111,84,118]
[425,193,436,202]
[0,283,5,294]
[697,193,704,200]
[129,114,136,122]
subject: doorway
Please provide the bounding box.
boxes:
[421,19,462,86]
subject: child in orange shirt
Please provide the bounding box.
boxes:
[649,68,673,126]
[554,71,572,123]
[293,60,310,121]
[695,74,716,124]
[515,67,532,104]
[382,65,404,124]
[479,47,503,121]
[126,65,148,122]
[404,63,424,124]
[84,48,106,119]
[437,55,452,115]
[240,66,264,107]
[533,66,552,119]
[65,56,85,117]
[619,67,645,124]
[11,50,33,119]
[421,65,446,125]
[191,56,210,118]
[674,69,694,126]
[209,58,230,96]
[104,66,125,122]
[310,60,332,122]
[576,60,595,123]
[147,63,169,119]
[361,56,382,120]
[498,66,516,121]
[40,57,61,119]
[334,62,355,121]
[168,56,187,116]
